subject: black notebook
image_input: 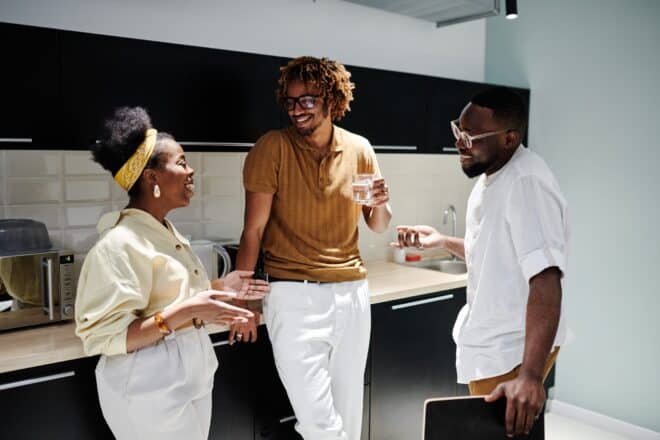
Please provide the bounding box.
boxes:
[423,396,545,440]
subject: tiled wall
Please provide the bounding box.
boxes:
[0,149,474,275]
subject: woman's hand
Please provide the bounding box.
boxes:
[186,290,253,326]
[215,270,270,300]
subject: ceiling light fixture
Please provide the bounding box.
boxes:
[505,0,518,19]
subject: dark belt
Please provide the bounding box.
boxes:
[268,276,331,284]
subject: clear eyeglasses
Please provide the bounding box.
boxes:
[283,95,321,111]
[450,119,512,149]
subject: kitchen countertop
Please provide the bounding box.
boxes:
[0,260,466,374]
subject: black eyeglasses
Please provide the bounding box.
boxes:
[283,95,321,111]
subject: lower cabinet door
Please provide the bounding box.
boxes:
[209,332,256,440]
[370,288,465,440]
[0,356,113,439]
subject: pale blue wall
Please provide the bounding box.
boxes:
[485,0,660,432]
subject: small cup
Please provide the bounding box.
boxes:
[352,173,374,205]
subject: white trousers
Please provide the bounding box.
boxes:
[263,279,371,440]
[95,327,219,440]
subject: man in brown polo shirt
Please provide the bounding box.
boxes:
[235,56,391,439]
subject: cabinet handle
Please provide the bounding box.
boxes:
[442,147,458,153]
[212,339,231,347]
[391,294,454,311]
[0,138,32,143]
[373,145,417,151]
[279,415,296,424]
[178,141,253,148]
[0,371,75,391]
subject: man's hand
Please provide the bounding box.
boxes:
[390,225,446,250]
[485,374,546,437]
[368,177,390,207]
[229,313,260,344]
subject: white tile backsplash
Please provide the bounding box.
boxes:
[203,196,243,222]
[0,149,474,258]
[5,204,62,230]
[5,151,61,177]
[62,228,100,254]
[7,179,62,204]
[201,153,245,176]
[203,176,242,197]
[64,203,112,227]
[64,152,107,175]
[64,179,111,202]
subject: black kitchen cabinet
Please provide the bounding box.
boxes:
[341,66,432,153]
[369,288,466,440]
[0,23,62,148]
[209,331,257,440]
[59,30,282,150]
[0,356,113,439]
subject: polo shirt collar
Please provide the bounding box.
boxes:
[287,125,344,153]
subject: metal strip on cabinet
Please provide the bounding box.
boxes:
[0,138,32,143]
[178,141,253,148]
[391,294,454,311]
[0,371,75,391]
[373,145,417,151]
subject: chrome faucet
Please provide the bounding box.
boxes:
[443,204,457,261]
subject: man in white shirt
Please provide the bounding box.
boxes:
[395,87,568,438]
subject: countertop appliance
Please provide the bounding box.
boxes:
[0,219,76,331]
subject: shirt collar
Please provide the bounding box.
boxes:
[96,208,190,246]
[484,144,524,186]
[287,125,344,153]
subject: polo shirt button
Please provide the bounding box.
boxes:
[194,269,199,275]
[175,244,182,250]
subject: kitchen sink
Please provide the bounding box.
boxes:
[407,259,467,274]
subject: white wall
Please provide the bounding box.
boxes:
[0,0,485,81]
[485,0,660,433]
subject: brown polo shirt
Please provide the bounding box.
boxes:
[243,125,381,282]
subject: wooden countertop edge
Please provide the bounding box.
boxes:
[0,260,466,374]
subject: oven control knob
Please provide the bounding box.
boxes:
[63,305,74,316]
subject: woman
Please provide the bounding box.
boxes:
[75,106,267,439]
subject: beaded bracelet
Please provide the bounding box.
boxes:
[153,312,172,336]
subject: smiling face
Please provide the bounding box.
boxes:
[455,103,515,178]
[285,79,331,137]
[151,140,195,209]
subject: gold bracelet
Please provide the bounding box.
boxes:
[153,312,172,336]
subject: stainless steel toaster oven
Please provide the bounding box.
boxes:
[0,249,75,331]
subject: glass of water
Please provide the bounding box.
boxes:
[352,173,374,205]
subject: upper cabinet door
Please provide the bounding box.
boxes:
[340,66,432,153]
[60,31,281,149]
[0,23,61,148]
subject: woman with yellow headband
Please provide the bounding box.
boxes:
[74,107,268,439]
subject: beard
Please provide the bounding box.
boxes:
[461,160,490,178]
[292,104,329,136]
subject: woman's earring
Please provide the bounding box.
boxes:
[153,184,161,199]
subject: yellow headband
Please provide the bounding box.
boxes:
[113,128,158,191]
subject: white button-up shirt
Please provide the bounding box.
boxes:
[453,146,569,383]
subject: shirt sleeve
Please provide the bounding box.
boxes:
[75,241,152,356]
[505,175,568,282]
[243,131,281,194]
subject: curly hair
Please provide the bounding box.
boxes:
[276,56,355,121]
[90,106,173,197]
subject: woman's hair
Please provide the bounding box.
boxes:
[90,106,173,197]
[276,56,355,121]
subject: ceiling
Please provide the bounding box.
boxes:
[342,0,501,27]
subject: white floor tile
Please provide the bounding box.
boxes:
[546,412,631,440]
